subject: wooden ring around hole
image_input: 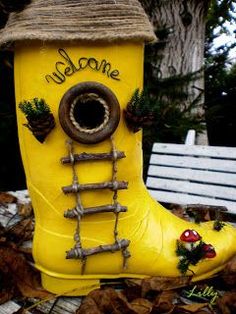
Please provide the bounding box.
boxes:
[58,82,120,144]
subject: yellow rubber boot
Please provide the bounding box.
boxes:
[14,41,236,296]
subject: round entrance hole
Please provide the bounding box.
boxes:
[59,82,120,144]
[70,93,109,132]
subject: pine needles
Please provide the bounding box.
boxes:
[18,98,55,143]
[19,98,51,120]
[124,89,154,133]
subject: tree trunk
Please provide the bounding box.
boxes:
[141,0,211,142]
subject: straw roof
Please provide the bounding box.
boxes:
[0,0,156,47]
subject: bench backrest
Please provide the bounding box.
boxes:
[146,143,236,214]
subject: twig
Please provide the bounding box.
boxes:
[66,239,130,259]
[64,203,127,218]
[61,151,125,164]
[62,181,128,194]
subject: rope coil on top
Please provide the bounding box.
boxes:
[0,0,156,47]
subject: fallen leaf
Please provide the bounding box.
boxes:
[127,276,192,297]
[130,298,153,314]
[221,255,236,287]
[77,287,136,314]
[123,285,142,302]
[221,274,236,287]
[153,290,176,313]
[0,288,15,305]
[0,266,16,305]
[0,192,17,204]
[0,246,51,299]
[125,278,143,287]
[17,202,33,218]
[176,303,209,313]
[76,296,102,314]
[187,208,211,223]
[217,291,236,314]
[17,247,33,255]
[185,205,228,223]
[5,218,34,244]
[169,204,189,220]
[224,255,236,273]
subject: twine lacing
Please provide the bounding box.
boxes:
[0,0,156,47]
[69,93,110,134]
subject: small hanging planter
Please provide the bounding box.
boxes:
[124,89,154,133]
[19,98,55,143]
[176,229,216,275]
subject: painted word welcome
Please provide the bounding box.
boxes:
[45,49,120,84]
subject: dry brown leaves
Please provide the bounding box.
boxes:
[0,192,17,205]
[3,218,34,245]
[170,203,231,224]
[77,283,236,314]
[17,202,33,218]
[126,276,192,297]
[217,292,236,314]
[0,246,51,301]
[77,277,213,314]
[0,193,51,305]
[76,281,214,314]
[221,255,236,287]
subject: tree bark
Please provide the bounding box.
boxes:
[141,0,211,120]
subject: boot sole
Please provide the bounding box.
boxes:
[40,262,226,296]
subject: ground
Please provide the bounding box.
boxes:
[0,191,236,314]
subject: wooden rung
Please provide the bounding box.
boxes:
[62,181,128,194]
[64,203,127,218]
[61,151,125,164]
[66,239,130,259]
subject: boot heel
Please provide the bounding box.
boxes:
[41,273,100,296]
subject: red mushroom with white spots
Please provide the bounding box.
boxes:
[180,229,202,250]
[202,243,216,258]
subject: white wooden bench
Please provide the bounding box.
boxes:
[146,130,236,214]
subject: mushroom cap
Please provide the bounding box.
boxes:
[202,243,216,258]
[180,229,201,242]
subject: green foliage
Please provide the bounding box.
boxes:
[205,0,236,145]
[142,48,205,177]
[19,98,51,120]
[176,240,206,275]
[205,0,236,94]
[125,89,155,133]
[127,89,150,117]
[205,0,236,67]
[213,219,226,231]
[206,0,236,44]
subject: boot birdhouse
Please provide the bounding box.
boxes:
[1,0,236,296]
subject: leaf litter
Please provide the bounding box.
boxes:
[0,192,235,313]
[0,192,51,307]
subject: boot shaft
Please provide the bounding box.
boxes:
[15,41,145,211]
